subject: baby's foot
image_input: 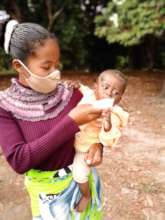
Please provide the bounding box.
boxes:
[75,195,91,212]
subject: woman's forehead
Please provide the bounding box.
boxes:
[33,39,60,62]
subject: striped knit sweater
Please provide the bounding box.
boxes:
[0,84,82,174]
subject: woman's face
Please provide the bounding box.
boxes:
[25,38,60,77]
[13,38,60,86]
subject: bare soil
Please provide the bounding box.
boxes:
[0,70,165,220]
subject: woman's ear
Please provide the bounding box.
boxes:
[12,59,23,74]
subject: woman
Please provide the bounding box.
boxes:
[0,12,104,220]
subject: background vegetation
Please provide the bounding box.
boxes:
[0,0,164,72]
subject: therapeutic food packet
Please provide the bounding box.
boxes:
[92,98,114,110]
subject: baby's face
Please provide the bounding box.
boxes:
[94,73,125,104]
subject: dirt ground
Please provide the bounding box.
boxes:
[0,70,165,220]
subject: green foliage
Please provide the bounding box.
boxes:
[0,0,164,71]
[116,55,129,69]
[0,48,10,70]
[95,0,165,46]
[53,2,90,69]
[0,0,105,70]
[158,51,165,67]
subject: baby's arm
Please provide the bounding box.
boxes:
[102,110,112,132]
[99,106,129,148]
[92,97,114,132]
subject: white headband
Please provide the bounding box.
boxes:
[4,19,19,54]
[0,10,10,23]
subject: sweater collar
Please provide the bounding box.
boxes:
[0,78,73,121]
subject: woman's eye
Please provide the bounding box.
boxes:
[42,66,50,71]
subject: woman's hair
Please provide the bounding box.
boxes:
[0,17,57,62]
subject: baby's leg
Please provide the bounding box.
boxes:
[72,151,91,212]
[76,181,91,212]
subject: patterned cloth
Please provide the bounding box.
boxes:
[25,167,102,220]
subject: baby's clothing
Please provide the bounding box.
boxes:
[73,85,129,183]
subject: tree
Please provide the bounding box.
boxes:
[1,0,164,71]
[95,0,165,68]
[0,0,107,70]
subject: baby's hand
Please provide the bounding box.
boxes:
[102,110,112,132]
[63,80,80,89]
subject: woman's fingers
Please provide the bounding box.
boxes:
[63,80,80,89]
[90,120,102,128]
[68,104,102,125]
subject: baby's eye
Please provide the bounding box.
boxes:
[103,86,109,90]
[102,84,110,90]
[112,90,120,96]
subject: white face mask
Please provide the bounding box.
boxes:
[17,60,61,94]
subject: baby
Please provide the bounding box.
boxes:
[73,69,129,212]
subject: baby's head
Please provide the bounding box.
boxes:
[94,69,127,104]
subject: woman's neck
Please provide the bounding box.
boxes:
[18,74,30,88]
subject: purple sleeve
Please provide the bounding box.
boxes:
[0,107,79,174]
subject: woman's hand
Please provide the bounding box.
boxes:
[85,143,103,166]
[63,80,80,89]
[69,104,103,126]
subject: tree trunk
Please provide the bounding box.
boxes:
[44,0,65,31]
[146,36,155,69]
[160,81,165,97]
[5,0,22,22]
